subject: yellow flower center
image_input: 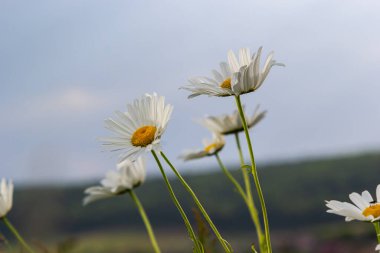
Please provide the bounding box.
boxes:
[131,126,157,147]
[220,78,231,89]
[204,143,218,153]
[362,204,380,218]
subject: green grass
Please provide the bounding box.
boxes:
[2,151,380,253]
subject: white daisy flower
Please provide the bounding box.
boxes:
[101,93,173,161]
[181,62,236,98]
[325,184,380,222]
[198,105,266,135]
[228,47,284,95]
[83,157,146,205]
[181,47,283,98]
[376,244,380,251]
[0,178,13,218]
[179,134,225,161]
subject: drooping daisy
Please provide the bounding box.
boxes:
[325,184,380,222]
[101,93,173,161]
[83,157,146,205]
[0,178,13,218]
[228,47,284,96]
[198,105,266,135]
[179,134,225,161]
[181,62,236,98]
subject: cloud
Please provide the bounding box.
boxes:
[1,87,108,130]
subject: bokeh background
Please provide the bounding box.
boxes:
[0,1,380,252]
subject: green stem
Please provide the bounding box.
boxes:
[129,190,161,253]
[215,153,247,201]
[235,95,272,253]
[160,151,232,253]
[234,133,266,252]
[2,217,35,253]
[374,222,380,244]
[234,133,251,196]
[151,151,203,253]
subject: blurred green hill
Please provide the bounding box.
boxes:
[6,151,380,239]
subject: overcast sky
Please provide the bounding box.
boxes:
[1,0,379,184]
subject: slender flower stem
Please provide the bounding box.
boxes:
[234,133,252,196]
[1,217,35,253]
[160,151,232,253]
[235,95,272,253]
[129,190,161,253]
[374,222,380,244]
[215,153,247,201]
[234,133,266,252]
[151,151,203,253]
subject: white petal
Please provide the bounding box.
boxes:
[228,50,240,73]
[361,190,374,203]
[239,48,251,66]
[349,192,369,209]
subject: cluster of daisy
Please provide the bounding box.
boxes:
[79,47,283,253]
[1,46,378,253]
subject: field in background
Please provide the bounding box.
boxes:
[1,152,380,252]
[2,224,377,253]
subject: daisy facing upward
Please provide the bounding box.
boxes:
[101,93,173,162]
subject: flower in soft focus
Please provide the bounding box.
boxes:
[228,47,284,95]
[376,244,380,251]
[0,178,13,218]
[325,184,380,222]
[179,134,225,161]
[83,158,146,205]
[181,62,235,98]
[198,105,266,135]
[101,93,173,161]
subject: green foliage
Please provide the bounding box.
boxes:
[7,151,380,238]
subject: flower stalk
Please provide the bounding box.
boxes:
[151,151,203,253]
[129,190,161,253]
[234,133,266,252]
[160,151,232,253]
[1,217,35,253]
[214,153,247,201]
[235,95,272,253]
[374,222,380,244]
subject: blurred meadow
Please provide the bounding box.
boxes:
[1,1,380,253]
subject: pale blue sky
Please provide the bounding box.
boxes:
[1,0,379,183]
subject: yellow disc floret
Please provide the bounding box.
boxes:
[204,143,218,153]
[362,203,380,218]
[220,78,231,89]
[131,126,157,147]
